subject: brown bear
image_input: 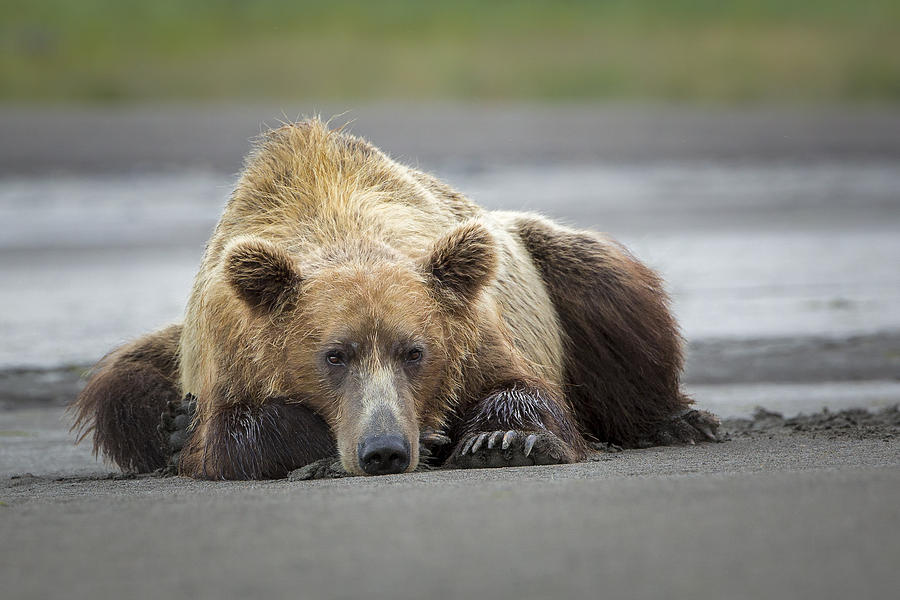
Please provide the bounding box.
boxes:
[71,119,718,480]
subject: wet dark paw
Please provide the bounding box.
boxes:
[156,393,197,475]
[446,429,572,469]
[418,427,452,467]
[287,456,349,480]
[644,409,721,447]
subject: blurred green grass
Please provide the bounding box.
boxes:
[2,0,899,103]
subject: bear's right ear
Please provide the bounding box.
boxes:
[423,221,498,307]
[224,236,301,312]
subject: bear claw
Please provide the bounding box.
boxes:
[448,429,570,469]
[469,432,488,454]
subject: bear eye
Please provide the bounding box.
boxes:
[325,350,346,366]
[405,348,423,364]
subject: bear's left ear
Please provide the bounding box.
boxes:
[224,236,302,312]
[423,221,498,306]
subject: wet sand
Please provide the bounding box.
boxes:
[1,406,898,600]
[4,103,900,175]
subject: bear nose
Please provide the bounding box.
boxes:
[358,434,410,475]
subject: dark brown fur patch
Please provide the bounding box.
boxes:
[515,217,690,446]
[179,400,336,480]
[70,324,182,473]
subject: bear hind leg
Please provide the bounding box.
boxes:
[638,408,720,447]
[515,216,710,447]
[70,324,182,473]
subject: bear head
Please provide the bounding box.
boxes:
[222,221,498,475]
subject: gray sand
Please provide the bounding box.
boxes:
[1,406,899,600]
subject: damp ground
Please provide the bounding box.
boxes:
[2,405,898,600]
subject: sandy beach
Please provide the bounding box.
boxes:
[2,406,898,600]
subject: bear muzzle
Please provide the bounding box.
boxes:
[357,434,411,475]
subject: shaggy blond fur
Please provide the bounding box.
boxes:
[72,118,714,480]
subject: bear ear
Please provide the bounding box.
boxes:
[423,222,498,306]
[224,236,301,312]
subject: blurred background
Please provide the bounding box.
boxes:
[3,0,900,103]
[1,0,899,417]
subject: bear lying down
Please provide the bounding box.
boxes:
[71,119,719,480]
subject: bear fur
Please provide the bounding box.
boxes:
[71,119,717,480]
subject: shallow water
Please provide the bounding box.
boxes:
[1,161,899,369]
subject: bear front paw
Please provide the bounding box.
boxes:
[287,456,349,480]
[447,429,573,469]
[156,393,197,475]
